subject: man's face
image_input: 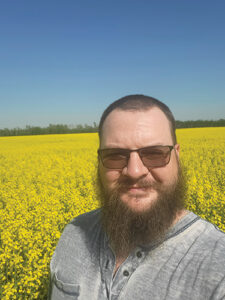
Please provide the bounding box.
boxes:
[98,107,180,213]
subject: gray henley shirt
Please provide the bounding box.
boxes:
[49,209,225,299]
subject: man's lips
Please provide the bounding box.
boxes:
[117,182,159,194]
[126,186,149,193]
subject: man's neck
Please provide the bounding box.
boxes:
[114,256,128,276]
[172,209,189,226]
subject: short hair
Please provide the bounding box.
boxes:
[98,94,177,144]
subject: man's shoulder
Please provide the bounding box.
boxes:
[179,211,225,240]
[183,214,225,260]
[199,217,225,245]
[69,208,101,229]
[53,209,102,254]
[171,211,225,253]
[50,209,103,277]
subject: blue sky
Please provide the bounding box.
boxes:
[1,0,225,129]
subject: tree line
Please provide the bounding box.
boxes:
[0,119,224,137]
[175,119,225,129]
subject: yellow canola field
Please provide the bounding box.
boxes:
[0,128,224,299]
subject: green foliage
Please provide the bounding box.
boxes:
[175,119,225,128]
[0,120,225,137]
[0,123,99,137]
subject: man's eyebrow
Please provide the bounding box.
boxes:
[100,145,167,150]
[100,147,129,151]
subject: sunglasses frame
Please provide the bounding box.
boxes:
[98,145,175,169]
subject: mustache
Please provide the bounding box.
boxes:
[114,177,161,192]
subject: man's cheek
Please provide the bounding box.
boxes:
[103,171,119,186]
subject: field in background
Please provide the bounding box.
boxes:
[0,128,224,299]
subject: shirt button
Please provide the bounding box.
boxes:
[123,270,129,277]
[136,251,142,258]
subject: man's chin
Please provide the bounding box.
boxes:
[119,192,158,214]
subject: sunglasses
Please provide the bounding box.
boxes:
[98,145,175,169]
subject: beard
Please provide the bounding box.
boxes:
[97,163,186,257]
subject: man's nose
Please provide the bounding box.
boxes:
[122,152,149,179]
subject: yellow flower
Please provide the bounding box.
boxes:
[0,129,224,298]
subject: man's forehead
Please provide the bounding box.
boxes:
[100,108,173,147]
[102,107,170,130]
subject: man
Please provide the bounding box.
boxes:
[49,95,225,299]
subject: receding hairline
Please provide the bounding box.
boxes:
[98,94,177,144]
[99,106,176,144]
[101,106,170,130]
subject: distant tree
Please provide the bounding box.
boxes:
[175,119,225,128]
[0,119,224,137]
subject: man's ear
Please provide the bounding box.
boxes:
[174,144,180,159]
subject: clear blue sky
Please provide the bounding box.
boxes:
[1,0,225,129]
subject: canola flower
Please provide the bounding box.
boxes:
[0,128,224,299]
[178,127,225,232]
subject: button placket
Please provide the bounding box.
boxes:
[110,257,133,297]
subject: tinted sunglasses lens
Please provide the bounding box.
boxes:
[141,146,171,167]
[100,150,127,169]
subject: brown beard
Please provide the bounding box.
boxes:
[97,164,186,257]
